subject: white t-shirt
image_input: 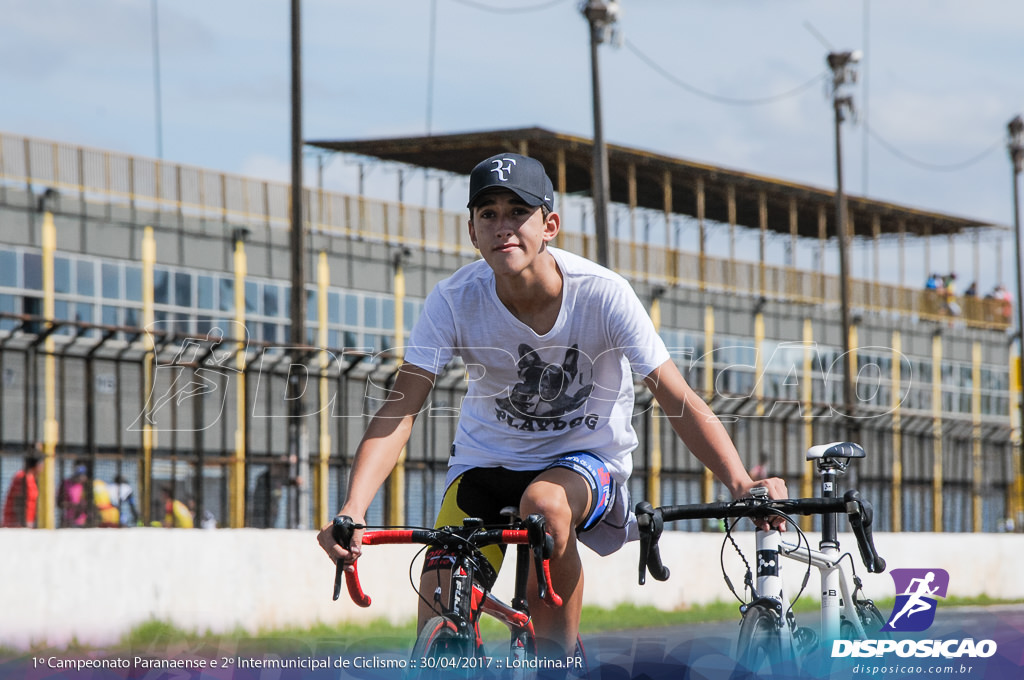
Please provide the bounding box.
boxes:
[404,248,670,486]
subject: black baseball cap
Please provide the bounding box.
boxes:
[467,153,554,212]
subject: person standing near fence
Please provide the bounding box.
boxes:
[3,455,42,528]
[109,474,139,527]
[57,463,89,528]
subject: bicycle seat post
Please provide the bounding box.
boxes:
[807,441,865,643]
[818,458,839,551]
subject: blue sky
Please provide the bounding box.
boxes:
[3,0,1023,291]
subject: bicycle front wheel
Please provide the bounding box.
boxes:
[410,616,474,679]
[736,604,785,671]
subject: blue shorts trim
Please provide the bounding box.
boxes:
[545,452,616,532]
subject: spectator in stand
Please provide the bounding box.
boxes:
[925,273,942,292]
[109,474,139,526]
[943,273,961,316]
[964,281,978,298]
[2,455,42,527]
[161,486,194,528]
[58,463,89,527]
[989,284,1013,322]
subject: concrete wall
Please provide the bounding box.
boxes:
[2,528,1021,650]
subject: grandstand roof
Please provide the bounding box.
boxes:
[309,126,1000,240]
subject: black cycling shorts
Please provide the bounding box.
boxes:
[421,452,616,588]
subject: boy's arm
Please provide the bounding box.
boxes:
[643,359,788,524]
[317,363,437,564]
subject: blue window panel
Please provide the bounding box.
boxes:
[54,257,71,293]
[264,285,280,318]
[0,293,15,331]
[24,253,43,290]
[404,300,417,332]
[75,303,94,325]
[245,281,260,315]
[262,323,279,344]
[101,262,120,299]
[381,298,394,331]
[364,297,378,329]
[0,250,17,287]
[219,278,234,313]
[306,289,318,322]
[328,291,341,325]
[102,305,119,327]
[344,294,359,326]
[125,265,143,302]
[153,268,170,305]
[76,260,95,296]
[175,272,193,307]
[197,275,215,310]
[124,307,140,330]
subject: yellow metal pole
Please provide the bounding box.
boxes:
[387,258,407,525]
[932,332,943,532]
[316,251,331,528]
[141,227,156,525]
[647,295,662,508]
[972,342,982,532]
[892,331,903,533]
[849,322,859,401]
[39,209,58,529]
[1010,353,1023,530]
[231,233,247,528]
[703,305,715,503]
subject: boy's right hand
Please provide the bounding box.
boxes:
[317,513,364,572]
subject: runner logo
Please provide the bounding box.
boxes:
[882,568,949,632]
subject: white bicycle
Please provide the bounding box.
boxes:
[636,442,888,671]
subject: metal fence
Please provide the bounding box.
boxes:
[0,314,1016,533]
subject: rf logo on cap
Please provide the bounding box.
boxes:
[490,158,517,181]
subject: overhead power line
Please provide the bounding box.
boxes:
[449,0,565,13]
[624,38,827,106]
[865,124,1003,172]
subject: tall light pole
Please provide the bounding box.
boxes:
[288,0,309,529]
[1009,114,1024,531]
[150,0,164,159]
[581,0,619,268]
[827,50,860,437]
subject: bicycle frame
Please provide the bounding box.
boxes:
[637,442,887,664]
[752,529,870,652]
[331,515,562,659]
[751,445,874,647]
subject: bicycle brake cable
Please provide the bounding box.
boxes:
[408,543,444,618]
[721,516,752,604]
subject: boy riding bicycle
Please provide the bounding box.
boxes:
[317,152,787,657]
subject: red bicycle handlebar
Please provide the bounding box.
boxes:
[333,523,563,609]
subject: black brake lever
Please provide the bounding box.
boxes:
[635,501,670,585]
[843,490,886,574]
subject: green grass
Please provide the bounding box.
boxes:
[4,595,1022,658]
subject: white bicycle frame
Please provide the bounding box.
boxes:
[750,444,874,653]
[752,528,870,652]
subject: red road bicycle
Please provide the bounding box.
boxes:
[332,510,586,678]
